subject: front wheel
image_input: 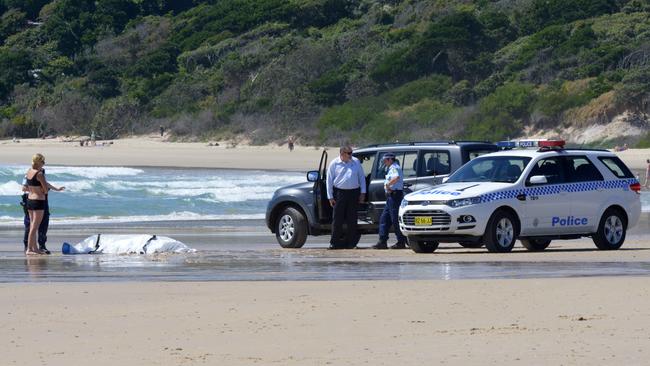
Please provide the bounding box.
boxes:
[520,238,551,251]
[408,238,439,253]
[275,207,308,248]
[592,209,626,250]
[483,210,518,253]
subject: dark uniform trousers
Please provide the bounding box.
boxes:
[378,190,406,243]
[22,194,50,251]
[330,187,360,247]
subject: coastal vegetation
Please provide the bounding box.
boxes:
[0,0,649,145]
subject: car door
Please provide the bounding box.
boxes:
[367,150,418,223]
[521,156,572,235]
[313,150,332,224]
[353,151,378,224]
[564,155,603,233]
[413,149,452,192]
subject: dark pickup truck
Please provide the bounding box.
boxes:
[266,141,498,248]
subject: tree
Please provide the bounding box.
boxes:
[0,47,31,100]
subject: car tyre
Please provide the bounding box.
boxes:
[484,210,518,253]
[275,207,308,248]
[592,208,626,250]
[520,238,551,251]
[459,241,484,248]
[408,238,439,253]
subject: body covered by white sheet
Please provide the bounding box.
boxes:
[62,234,196,255]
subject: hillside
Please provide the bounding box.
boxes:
[1,0,649,147]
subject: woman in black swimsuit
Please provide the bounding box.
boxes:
[25,153,64,255]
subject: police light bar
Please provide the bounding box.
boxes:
[496,141,517,149]
[538,140,565,148]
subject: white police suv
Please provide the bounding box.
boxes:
[398,140,642,253]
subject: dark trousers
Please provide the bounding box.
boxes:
[22,195,50,250]
[330,188,360,247]
[378,190,406,243]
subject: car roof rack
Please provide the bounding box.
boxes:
[362,140,492,148]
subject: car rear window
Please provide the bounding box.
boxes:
[598,156,634,178]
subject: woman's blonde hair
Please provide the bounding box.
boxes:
[32,153,45,168]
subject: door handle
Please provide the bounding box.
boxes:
[516,193,527,201]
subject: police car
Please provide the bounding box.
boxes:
[398,140,641,253]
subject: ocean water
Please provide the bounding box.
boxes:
[0,165,304,226]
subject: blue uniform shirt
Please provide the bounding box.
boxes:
[384,162,403,192]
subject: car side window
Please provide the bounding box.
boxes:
[420,150,451,176]
[375,151,417,178]
[526,157,565,185]
[598,156,635,178]
[566,156,603,182]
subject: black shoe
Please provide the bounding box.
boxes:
[328,245,344,250]
[39,246,51,255]
[390,242,407,249]
[371,241,388,249]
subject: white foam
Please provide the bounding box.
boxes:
[0,181,23,196]
[0,212,265,226]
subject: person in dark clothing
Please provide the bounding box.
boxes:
[326,145,366,249]
[21,193,50,254]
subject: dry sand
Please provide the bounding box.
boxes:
[3,136,649,171]
[2,278,649,365]
[0,137,329,171]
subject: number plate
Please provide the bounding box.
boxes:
[414,217,432,226]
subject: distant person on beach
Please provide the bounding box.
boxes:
[24,154,65,255]
[91,130,96,146]
[645,159,650,188]
[326,145,366,249]
[160,125,165,137]
[287,136,294,152]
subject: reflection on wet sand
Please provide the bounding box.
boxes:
[1,248,649,282]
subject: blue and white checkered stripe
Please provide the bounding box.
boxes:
[479,178,638,204]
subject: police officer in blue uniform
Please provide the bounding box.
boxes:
[373,153,407,249]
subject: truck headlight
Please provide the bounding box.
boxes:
[446,197,482,208]
[400,199,408,208]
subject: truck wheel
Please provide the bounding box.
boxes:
[520,238,551,251]
[459,241,483,248]
[592,208,626,250]
[484,210,518,253]
[408,238,439,253]
[275,207,308,248]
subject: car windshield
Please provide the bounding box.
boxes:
[447,156,531,183]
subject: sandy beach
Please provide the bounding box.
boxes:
[0,137,328,171]
[2,277,649,365]
[2,137,650,365]
[2,136,649,171]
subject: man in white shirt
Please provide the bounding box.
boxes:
[326,145,366,249]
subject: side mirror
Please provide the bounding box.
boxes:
[529,175,547,185]
[442,177,449,183]
[307,170,319,182]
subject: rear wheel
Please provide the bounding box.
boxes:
[483,210,518,253]
[408,238,439,253]
[593,208,626,250]
[275,207,308,248]
[459,241,483,248]
[520,238,551,251]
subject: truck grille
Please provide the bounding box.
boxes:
[402,210,451,226]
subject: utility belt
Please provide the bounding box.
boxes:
[386,190,403,196]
